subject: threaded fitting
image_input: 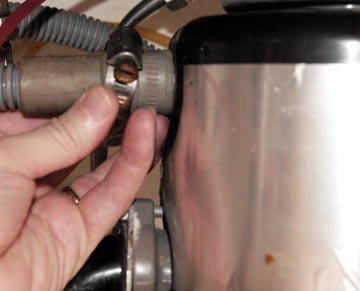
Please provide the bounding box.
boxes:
[0,64,19,111]
[154,206,164,218]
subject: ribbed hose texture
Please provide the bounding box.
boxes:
[10,2,116,52]
[0,64,20,111]
[0,3,157,112]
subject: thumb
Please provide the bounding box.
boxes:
[0,85,118,255]
[0,85,119,179]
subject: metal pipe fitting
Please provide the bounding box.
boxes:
[132,50,175,116]
[19,54,108,115]
[0,50,176,117]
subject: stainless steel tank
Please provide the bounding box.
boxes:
[161,5,360,291]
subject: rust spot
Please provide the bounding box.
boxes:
[265,254,275,265]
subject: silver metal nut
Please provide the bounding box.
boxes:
[164,0,191,11]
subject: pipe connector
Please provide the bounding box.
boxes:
[0,50,176,119]
[132,49,175,116]
[0,63,19,111]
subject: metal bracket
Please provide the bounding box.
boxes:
[107,27,143,70]
[124,199,172,291]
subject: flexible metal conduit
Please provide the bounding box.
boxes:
[9,2,116,52]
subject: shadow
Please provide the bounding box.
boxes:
[69,0,110,14]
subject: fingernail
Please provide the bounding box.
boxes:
[80,86,112,121]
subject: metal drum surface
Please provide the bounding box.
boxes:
[161,10,360,291]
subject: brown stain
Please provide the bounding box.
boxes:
[265,254,275,265]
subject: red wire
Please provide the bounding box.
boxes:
[0,0,47,47]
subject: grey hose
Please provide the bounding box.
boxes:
[0,63,20,111]
[0,4,114,111]
[10,2,115,52]
[119,0,165,28]
[1,3,159,112]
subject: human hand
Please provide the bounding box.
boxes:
[0,85,169,291]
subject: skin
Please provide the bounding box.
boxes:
[0,85,169,291]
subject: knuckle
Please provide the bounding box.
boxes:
[47,117,83,163]
[0,171,35,193]
[0,139,18,171]
[121,149,150,173]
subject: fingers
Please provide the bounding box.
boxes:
[27,109,158,286]
[153,114,169,167]
[78,108,157,249]
[16,109,166,290]
[69,113,169,198]
[0,111,49,137]
[70,152,120,198]
[35,164,79,198]
[0,172,35,256]
[0,86,119,179]
[0,85,118,257]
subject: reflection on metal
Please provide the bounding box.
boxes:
[162,64,360,290]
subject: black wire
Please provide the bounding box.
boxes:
[119,0,165,28]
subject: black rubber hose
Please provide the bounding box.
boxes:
[119,0,165,28]
[63,235,127,291]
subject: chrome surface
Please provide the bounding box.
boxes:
[162,64,360,290]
